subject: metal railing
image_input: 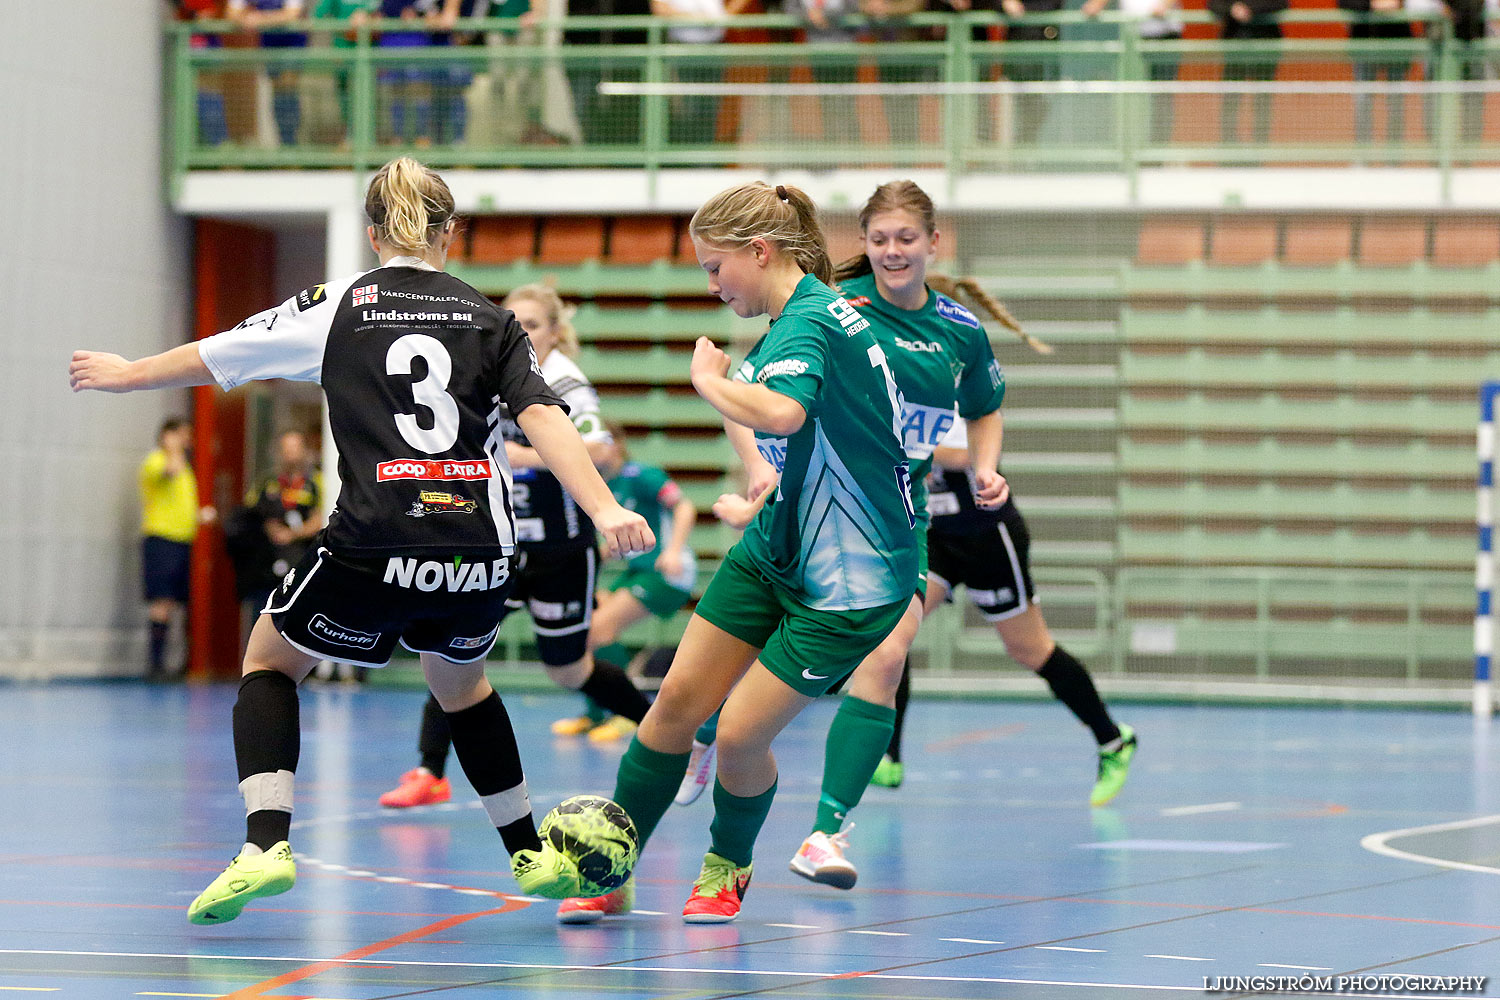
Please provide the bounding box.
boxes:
[165,13,1500,184]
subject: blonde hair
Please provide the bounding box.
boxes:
[364,157,456,253]
[689,182,833,286]
[503,283,580,358]
[835,180,1052,355]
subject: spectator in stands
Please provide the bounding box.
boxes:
[228,0,309,146]
[1209,0,1286,146]
[139,419,201,681]
[313,0,376,143]
[778,0,861,136]
[653,0,752,148]
[1082,0,1185,147]
[1436,0,1493,142]
[376,0,461,145]
[476,0,559,145]
[175,0,232,147]
[565,0,652,144]
[1340,0,1418,153]
[431,0,484,144]
[997,0,1065,146]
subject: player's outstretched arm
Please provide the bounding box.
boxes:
[70,343,214,394]
[516,403,656,558]
[690,337,806,436]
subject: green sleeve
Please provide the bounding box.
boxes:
[746,314,827,414]
[955,326,1005,419]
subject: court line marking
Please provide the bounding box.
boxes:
[0,949,1200,989]
[1037,946,1105,953]
[848,930,908,937]
[1260,964,1333,970]
[942,938,1003,945]
[1360,814,1500,875]
[1144,954,1213,962]
[1159,802,1242,817]
[0,989,60,993]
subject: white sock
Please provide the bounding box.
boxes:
[239,842,263,858]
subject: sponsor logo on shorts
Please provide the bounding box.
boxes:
[450,626,499,651]
[352,283,378,306]
[377,459,493,482]
[972,587,1016,606]
[309,614,380,650]
[801,667,830,681]
[383,556,511,592]
[406,491,479,517]
[935,295,981,329]
[529,598,583,622]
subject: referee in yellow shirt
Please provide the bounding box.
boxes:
[139,418,198,680]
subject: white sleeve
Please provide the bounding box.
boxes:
[549,361,611,443]
[198,272,365,391]
[938,416,968,450]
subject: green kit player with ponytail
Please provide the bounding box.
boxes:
[555,180,918,924]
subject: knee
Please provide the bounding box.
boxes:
[847,647,906,703]
[1005,637,1054,671]
[544,657,591,690]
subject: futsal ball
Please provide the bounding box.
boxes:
[538,795,640,897]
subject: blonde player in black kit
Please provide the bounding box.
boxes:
[68,157,654,925]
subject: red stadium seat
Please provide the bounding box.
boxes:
[608,215,678,265]
[1431,218,1500,268]
[1136,217,1206,265]
[1282,217,1353,266]
[1208,217,1278,266]
[537,216,607,265]
[1357,216,1428,267]
[467,216,535,264]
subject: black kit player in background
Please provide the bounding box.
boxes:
[69,156,653,924]
[379,284,663,810]
[874,417,1137,807]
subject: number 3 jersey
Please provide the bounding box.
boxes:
[732,273,918,612]
[197,260,564,560]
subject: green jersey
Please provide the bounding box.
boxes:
[608,460,688,574]
[732,274,918,612]
[839,273,1006,524]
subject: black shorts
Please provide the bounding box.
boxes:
[926,500,1037,622]
[263,546,515,667]
[142,536,192,603]
[503,545,597,666]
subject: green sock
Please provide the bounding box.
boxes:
[583,695,610,725]
[695,706,721,747]
[613,735,692,850]
[708,776,778,867]
[814,695,896,835]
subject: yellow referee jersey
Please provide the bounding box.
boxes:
[139,449,199,543]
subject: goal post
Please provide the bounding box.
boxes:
[1477,381,1498,716]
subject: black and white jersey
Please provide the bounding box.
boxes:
[494,350,612,551]
[925,418,1006,536]
[198,259,564,559]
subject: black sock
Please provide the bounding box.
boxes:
[418,694,451,778]
[148,620,168,674]
[233,670,300,850]
[1037,645,1120,746]
[887,655,911,762]
[446,691,541,856]
[578,659,652,723]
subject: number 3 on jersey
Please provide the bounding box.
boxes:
[387,334,459,454]
[868,344,917,528]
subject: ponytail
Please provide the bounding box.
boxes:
[927,274,1053,355]
[690,181,834,287]
[364,156,457,253]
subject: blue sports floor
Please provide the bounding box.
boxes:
[4,683,1500,999]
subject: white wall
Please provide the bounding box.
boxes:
[0,4,193,678]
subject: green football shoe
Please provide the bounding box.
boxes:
[511,841,582,899]
[187,841,296,925]
[870,755,904,789]
[1090,725,1138,807]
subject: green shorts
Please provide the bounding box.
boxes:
[692,544,910,697]
[915,518,929,602]
[609,565,693,619]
